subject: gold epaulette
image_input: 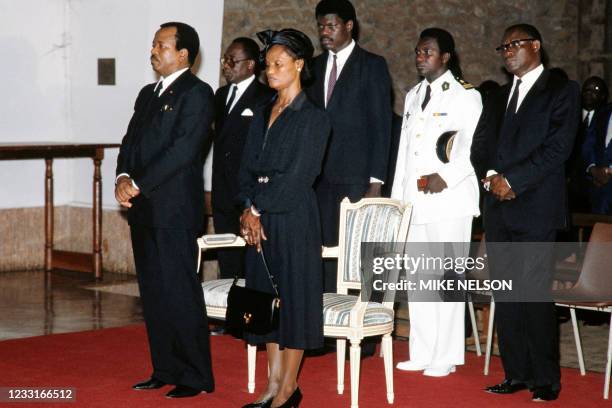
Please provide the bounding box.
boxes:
[459,79,474,90]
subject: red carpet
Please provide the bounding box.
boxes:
[0,324,609,407]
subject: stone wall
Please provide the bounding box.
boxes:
[578,0,612,85]
[3,0,609,275]
[222,0,586,112]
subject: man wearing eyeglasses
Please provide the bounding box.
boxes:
[391,27,482,378]
[307,0,392,295]
[471,24,580,401]
[211,38,273,298]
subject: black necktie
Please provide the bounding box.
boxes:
[225,85,237,115]
[505,79,522,121]
[154,81,164,97]
[421,85,431,111]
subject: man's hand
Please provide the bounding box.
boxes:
[484,174,516,201]
[422,173,448,194]
[240,208,267,252]
[115,176,140,208]
[589,166,611,187]
[364,182,382,198]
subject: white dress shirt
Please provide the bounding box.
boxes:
[582,109,595,127]
[323,39,356,108]
[486,64,545,188]
[506,64,544,112]
[323,40,382,184]
[225,75,256,113]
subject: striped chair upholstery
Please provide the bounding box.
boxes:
[323,293,394,327]
[201,278,244,308]
[342,203,404,283]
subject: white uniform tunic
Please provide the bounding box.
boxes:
[391,69,482,370]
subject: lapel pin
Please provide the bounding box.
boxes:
[442,82,449,91]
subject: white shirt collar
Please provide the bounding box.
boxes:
[155,67,190,96]
[507,64,544,111]
[328,39,356,69]
[324,40,356,107]
[425,69,453,90]
[226,75,256,112]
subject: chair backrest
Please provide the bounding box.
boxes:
[573,222,612,294]
[336,197,412,294]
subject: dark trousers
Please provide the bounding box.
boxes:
[315,180,368,293]
[130,225,214,391]
[485,220,560,390]
[212,207,245,279]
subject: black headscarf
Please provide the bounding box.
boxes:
[256,28,314,61]
[257,29,314,82]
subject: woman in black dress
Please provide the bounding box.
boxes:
[238,29,330,408]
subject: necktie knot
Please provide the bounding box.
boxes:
[154,81,164,97]
[504,79,522,123]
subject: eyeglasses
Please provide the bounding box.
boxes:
[221,57,250,67]
[414,48,438,57]
[317,23,340,31]
[495,38,536,54]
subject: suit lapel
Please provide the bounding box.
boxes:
[514,70,548,120]
[326,45,360,109]
[313,54,327,108]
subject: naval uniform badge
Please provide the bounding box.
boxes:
[442,82,449,91]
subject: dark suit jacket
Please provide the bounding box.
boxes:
[212,79,273,211]
[306,44,392,184]
[116,70,214,230]
[471,69,580,232]
[582,103,612,213]
[238,92,331,214]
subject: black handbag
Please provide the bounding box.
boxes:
[225,251,280,336]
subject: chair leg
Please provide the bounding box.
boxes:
[247,344,257,394]
[382,334,394,404]
[569,308,586,375]
[337,338,346,395]
[604,312,612,399]
[484,298,495,375]
[349,339,361,408]
[196,245,203,274]
[468,300,482,356]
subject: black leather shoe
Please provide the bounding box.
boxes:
[132,377,166,390]
[532,386,559,401]
[210,325,226,336]
[242,397,273,408]
[276,388,302,408]
[485,379,528,394]
[165,385,201,398]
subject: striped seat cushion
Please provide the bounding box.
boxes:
[201,278,244,308]
[323,293,393,327]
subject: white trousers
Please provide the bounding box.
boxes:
[406,216,472,367]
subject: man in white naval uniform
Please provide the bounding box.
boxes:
[391,28,482,377]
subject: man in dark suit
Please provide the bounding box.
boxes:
[583,102,612,214]
[566,77,609,213]
[307,0,392,293]
[115,22,215,399]
[471,23,580,401]
[212,37,273,281]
